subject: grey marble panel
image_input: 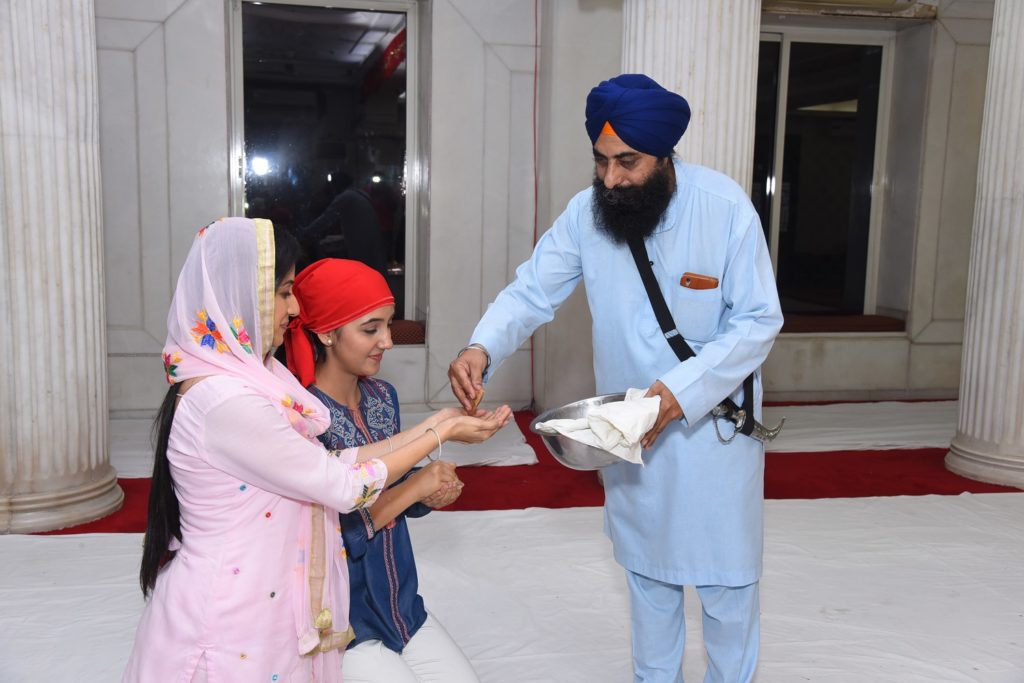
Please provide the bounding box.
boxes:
[941,17,993,44]
[164,0,230,272]
[95,18,160,50]
[934,44,987,321]
[448,0,535,47]
[135,26,172,345]
[427,0,537,406]
[98,49,143,332]
[96,0,188,22]
[939,0,994,21]
[97,0,228,411]
[764,336,910,392]
[910,23,956,338]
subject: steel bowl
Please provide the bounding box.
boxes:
[529,393,627,471]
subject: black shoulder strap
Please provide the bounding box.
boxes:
[625,234,755,436]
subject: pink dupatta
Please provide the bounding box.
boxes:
[162,217,355,674]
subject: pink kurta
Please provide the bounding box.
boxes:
[124,375,387,682]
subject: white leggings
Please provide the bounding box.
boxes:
[342,612,479,683]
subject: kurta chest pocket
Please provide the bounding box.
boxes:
[664,285,724,343]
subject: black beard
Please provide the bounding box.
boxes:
[591,161,675,245]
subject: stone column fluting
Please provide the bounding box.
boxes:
[621,0,761,192]
[0,0,123,531]
[946,0,1024,487]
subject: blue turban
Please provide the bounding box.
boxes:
[585,74,691,157]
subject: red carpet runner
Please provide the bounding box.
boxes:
[41,411,1020,535]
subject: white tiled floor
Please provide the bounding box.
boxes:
[762,400,958,453]
[109,400,959,477]
[3,493,1022,682]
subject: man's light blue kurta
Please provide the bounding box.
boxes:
[471,161,783,586]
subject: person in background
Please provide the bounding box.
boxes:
[299,178,389,274]
[124,218,508,683]
[286,257,488,683]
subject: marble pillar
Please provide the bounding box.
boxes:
[0,0,123,532]
[621,0,761,192]
[946,0,1024,488]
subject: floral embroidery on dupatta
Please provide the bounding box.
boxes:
[280,394,321,437]
[196,217,225,238]
[282,394,316,416]
[230,316,254,354]
[190,310,229,353]
[162,351,183,383]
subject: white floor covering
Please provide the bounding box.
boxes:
[762,401,958,453]
[403,410,537,467]
[110,400,955,477]
[2,493,1022,682]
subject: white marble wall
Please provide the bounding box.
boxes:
[463,0,992,409]
[531,0,623,411]
[96,0,230,416]
[95,0,545,415]
[877,0,995,330]
[876,22,930,320]
[904,4,992,389]
[423,0,538,408]
[529,1,995,404]
[90,0,1001,423]
[764,2,993,400]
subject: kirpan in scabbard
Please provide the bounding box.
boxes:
[625,234,784,444]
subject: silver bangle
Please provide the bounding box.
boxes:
[458,343,491,373]
[425,426,443,461]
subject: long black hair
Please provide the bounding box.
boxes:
[140,223,301,596]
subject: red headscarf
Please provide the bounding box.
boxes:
[285,258,395,387]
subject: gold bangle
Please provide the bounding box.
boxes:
[425,426,443,461]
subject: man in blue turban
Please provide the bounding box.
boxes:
[585,73,691,158]
[449,74,782,683]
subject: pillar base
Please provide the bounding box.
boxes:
[946,440,1024,489]
[1,468,124,534]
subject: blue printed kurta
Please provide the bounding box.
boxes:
[310,378,431,652]
[471,161,783,586]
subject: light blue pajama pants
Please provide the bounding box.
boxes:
[626,571,760,683]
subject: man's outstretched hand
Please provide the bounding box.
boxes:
[448,347,488,413]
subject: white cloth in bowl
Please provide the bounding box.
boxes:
[535,388,660,465]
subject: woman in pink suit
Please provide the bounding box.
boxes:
[123,217,510,683]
